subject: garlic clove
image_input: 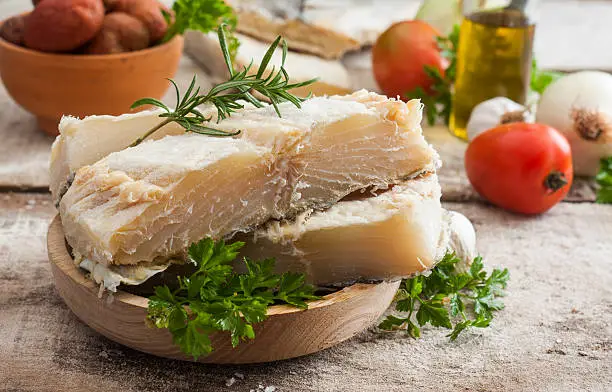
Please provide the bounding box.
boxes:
[466,97,533,141]
[446,211,477,271]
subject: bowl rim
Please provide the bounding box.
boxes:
[47,215,389,317]
[0,14,183,61]
[47,215,401,364]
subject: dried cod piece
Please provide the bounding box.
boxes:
[83,174,476,289]
[50,109,190,205]
[235,174,450,284]
[228,0,360,59]
[58,92,437,267]
[184,31,352,97]
[78,256,178,293]
[227,0,420,58]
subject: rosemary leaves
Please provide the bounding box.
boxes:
[130,24,317,147]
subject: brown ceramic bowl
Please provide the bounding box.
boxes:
[0,25,183,136]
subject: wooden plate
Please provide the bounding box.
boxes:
[47,216,400,364]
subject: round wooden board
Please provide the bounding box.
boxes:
[47,216,400,364]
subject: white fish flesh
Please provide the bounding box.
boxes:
[234,174,451,284]
[58,92,438,268]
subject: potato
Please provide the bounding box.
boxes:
[24,0,105,52]
[102,0,119,11]
[113,0,168,42]
[0,15,27,46]
[85,12,150,54]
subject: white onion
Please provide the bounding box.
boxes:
[536,71,612,176]
[466,97,534,141]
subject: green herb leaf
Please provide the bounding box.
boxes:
[380,253,509,341]
[530,58,563,95]
[406,24,561,125]
[163,0,238,54]
[596,156,612,203]
[447,319,470,341]
[416,298,452,329]
[469,255,486,280]
[405,24,459,126]
[449,293,464,317]
[147,238,320,359]
[131,25,316,147]
[378,314,406,330]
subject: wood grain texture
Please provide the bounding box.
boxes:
[47,216,399,364]
[1,193,611,391]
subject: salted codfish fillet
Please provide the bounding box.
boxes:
[184,31,352,97]
[211,90,437,212]
[228,0,360,59]
[234,174,450,284]
[50,89,405,203]
[59,92,437,266]
[51,91,434,204]
[50,110,190,205]
[78,175,476,290]
[61,136,277,266]
[226,0,419,58]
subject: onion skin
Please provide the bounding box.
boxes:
[536,71,612,177]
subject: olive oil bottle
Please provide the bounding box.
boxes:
[450,6,535,140]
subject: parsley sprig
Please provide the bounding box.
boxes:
[379,253,509,340]
[130,24,317,147]
[596,156,612,203]
[406,24,459,126]
[410,23,562,126]
[147,238,319,359]
[162,0,238,48]
[529,58,563,95]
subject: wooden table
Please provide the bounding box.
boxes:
[1,1,611,391]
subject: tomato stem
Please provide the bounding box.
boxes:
[543,171,568,193]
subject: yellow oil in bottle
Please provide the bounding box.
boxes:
[450,10,535,140]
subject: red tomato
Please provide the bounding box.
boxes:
[372,20,447,99]
[465,123,573,215]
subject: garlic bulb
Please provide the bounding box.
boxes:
[447,211,477,271]
[466,97,534,141]
[536,71,612,176]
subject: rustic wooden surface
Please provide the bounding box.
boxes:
[2,193,611,391]
[1,1,611,391]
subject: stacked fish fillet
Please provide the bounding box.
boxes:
[50,90,475,291]
[185,0,403,96]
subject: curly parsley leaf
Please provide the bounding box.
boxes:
[416,296,452,329]
[407,24,561,125]
[405,24,459,126]
[379,253,509,341]
[163,0,239,59]
[596,156,612,204]
[530,58,563,95]
[147,238,319,359]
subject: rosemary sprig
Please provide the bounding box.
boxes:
[130,25,318,147]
